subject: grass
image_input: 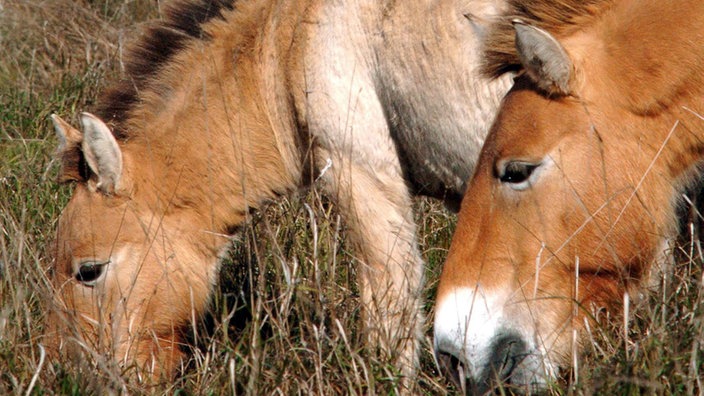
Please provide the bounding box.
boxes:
[1,0,703,394]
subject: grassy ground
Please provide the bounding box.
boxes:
[1,1,703,394]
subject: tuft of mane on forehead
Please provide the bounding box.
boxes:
[95,0,236,139]
[482,0,613,78]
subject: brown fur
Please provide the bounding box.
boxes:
[436,0,704,390]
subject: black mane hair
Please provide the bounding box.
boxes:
[96,0,236,139]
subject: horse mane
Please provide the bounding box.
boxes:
[95,0,236,139]
[482,0,613,78]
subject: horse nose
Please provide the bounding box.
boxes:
[434,332,531,394]
[485,333,530,383]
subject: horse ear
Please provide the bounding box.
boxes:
[79,112,123,194]
[513,20,573,95]
[51,114,87,183]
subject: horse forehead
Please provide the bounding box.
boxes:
[59,187,136,239]
[490,87,586,157]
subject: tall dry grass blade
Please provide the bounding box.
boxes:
[24,344,45,396]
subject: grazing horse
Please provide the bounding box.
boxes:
[434,0,704,392]
[47,0,513,386]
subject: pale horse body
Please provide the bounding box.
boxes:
[49,0,512,385]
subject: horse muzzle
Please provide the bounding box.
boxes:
[433,287,552,394]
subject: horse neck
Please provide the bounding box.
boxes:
[118,6,300,240]
[577,0,704,182]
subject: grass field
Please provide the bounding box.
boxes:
[1,1,703,394]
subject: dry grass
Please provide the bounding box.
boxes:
[1,1,702,394]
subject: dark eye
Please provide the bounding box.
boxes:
[498,161,541,190]
[75,261,109,286]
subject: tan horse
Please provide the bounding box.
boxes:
[434,0,704,392]
[47,0,513,386]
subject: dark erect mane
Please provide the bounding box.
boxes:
[482,0,613,78]
[96,0,236,139]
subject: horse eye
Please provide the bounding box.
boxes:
[75,261,109,286]
[498,161,541,190]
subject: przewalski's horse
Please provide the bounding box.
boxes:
[434,0,704,392]
[47,0,512,386]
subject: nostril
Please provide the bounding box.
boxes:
[485,332,529,383]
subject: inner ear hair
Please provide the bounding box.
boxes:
[513,19,574,96]
[51,114,89,183]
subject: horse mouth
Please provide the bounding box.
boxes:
[436,350,467,392]
[436,333,545,394]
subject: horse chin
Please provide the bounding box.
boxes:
[117,333,185,382]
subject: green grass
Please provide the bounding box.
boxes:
[1,1,703,394]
